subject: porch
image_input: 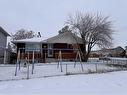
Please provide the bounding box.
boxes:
[17,43,81,63]
[18,48,77,63]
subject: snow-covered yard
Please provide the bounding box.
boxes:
[0,62,121,81]
[0,62,127,95]
[0,70,127,95]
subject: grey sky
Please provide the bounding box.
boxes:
[0,0,127,48]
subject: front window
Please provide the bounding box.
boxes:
[25,43,40,52]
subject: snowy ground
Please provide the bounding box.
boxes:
[0,62,120,81]
[0,61,127,95]
[0,71,127,95]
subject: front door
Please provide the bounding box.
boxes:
[48,44,53,57]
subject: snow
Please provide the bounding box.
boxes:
[0,71,127,95]
[0,62,127,95]
[109,57,127,61]
[12,37,46,43]
[0,62,119,81]
[11,32,83,44]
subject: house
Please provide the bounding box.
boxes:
[0,26,10,63]
[125,46,127,57]
[90,46,125,58]
[12,31,83,63]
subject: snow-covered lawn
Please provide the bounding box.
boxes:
[0,71,127,95]
[0,62,119,81]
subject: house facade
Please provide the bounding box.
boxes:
[0,26,10,63]
[12,32,83,63]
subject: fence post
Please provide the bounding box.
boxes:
[4,48,7,64]
[60,62,63,72]
[57,50,61,69]
[59,51,63,72]
[18,49,21,70]
[45,51,46,63]
[66,64,68,75]
[95,63,97,73]
[57,50,63,72]
[15,61,18,76]
[32,50,34,74]
[27,60,29,79]
[57,60,59,68]
[27,52,30,79]
[15,50,20,76]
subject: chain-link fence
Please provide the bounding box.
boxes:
[0,59,127,81]
[0,47,127,81]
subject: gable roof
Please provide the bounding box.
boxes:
[12,32,83,44]
[43,32,83,44]
[0,26,10,36]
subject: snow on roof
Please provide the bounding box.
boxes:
[12,37,45,44]
[12,32,83,44]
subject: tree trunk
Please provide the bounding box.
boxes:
[82,58,88,62]
[82,48,91,62]
[82,54,89,62]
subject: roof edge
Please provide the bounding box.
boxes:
[0,26,10,36]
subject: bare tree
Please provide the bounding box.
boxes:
[12,29,34,40]
[67,12,114,62]
[58,25,72,34]
[11,29,35,52]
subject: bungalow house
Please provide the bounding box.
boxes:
[0,26,10,63]
[12,31,83,63]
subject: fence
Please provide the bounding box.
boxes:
[0,58,127,81]
[0,47,127,81]
[99,57,127,66]
[10,48,127,80]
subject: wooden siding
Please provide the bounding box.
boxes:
[54,52,76,59]
[0,31,7,63]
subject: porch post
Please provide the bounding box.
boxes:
[27,52,30,79]
[18,49,21,70]
[4,48,7,64]
[43,46,46,63]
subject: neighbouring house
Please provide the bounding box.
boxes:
[125,46,127,57]
[12,31,83,63]
[0,26,10,64]
[90,46,125,58]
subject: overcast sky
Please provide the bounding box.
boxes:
[0,0,127,48]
